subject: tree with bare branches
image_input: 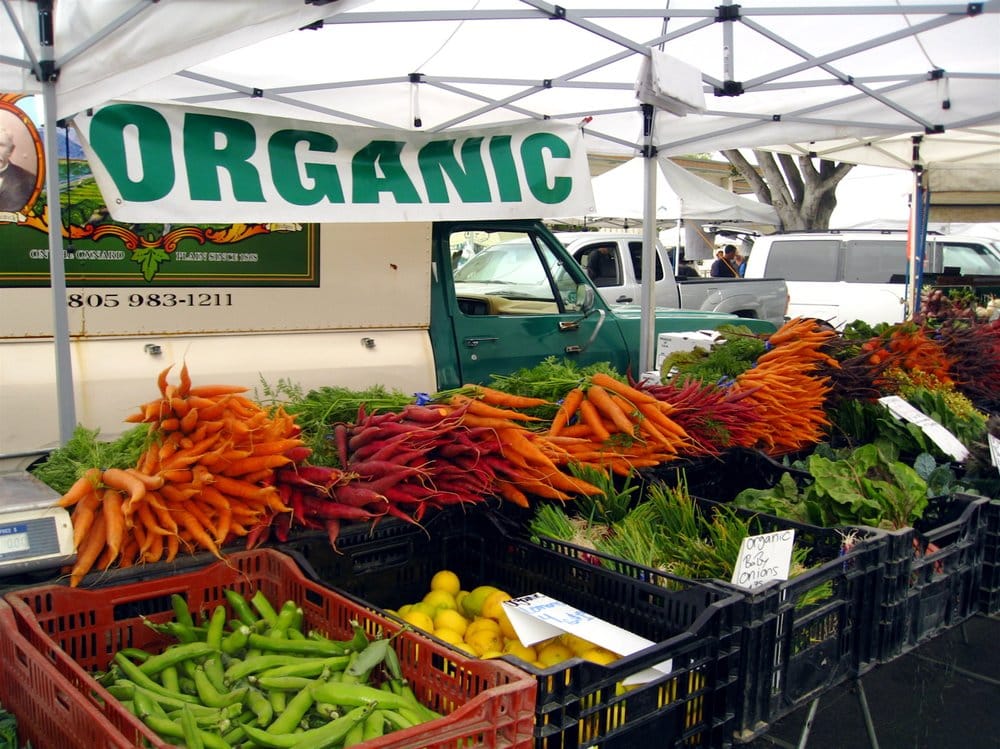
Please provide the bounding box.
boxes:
[721,149,855,231]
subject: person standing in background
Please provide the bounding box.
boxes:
[710,244,740,278]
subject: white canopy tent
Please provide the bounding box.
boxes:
[2,0,998,444]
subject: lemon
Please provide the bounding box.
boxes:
[422,590,457,611]
[480,590,512,621]
[465,628,502,656]
[503,641,538,663]
[397,604,413,617]
[433,628,465,646]
[433,608,469,637]
[461,585,499,618]
[465,617,501,639]
[559,633,597,656]
[480,650,504,659]
[430,569,461,596]
[455,590,470,612]
[579,647,618,665]
[400,610,434,633]
[495,606,518,640]
[410,602,438,620]
[536,641,574,667]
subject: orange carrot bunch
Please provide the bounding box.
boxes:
[730,317,840,455]
[56,364,305,585]
[859,322,954,387]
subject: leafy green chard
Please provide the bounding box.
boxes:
[736,442,930,530]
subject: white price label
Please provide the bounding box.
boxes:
[878,396,970,462]
[989,433,1000,473]
[731,529,795,590]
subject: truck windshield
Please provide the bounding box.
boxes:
[451,231,581,314]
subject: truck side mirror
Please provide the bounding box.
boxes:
[577,283,596,311]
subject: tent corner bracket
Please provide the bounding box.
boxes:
[714,80,743,97]
[715,5,741,22]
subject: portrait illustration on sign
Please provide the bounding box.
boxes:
[0,102,42,215]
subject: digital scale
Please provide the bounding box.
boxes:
[0,470,75,576]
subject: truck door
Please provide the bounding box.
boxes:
[434,222,632,388]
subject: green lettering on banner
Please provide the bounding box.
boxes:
[418,138,490,203]
[89,104,175,201]
[269,130,345,205]
[489,136,522,202]
[352,141,421,204]
[183,113,265,202]
[521,133,571,204]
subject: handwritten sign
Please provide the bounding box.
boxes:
[730,529,795,590]
[502,593,671,684]
[878,396,969,462]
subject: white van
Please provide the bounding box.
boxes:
[742,231,1000,327]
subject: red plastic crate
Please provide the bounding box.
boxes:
[2,548,536,749]
[0,600,135,749]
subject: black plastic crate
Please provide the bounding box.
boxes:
[679,498,889,743]
[645,449,812,505]
[281,508,745,749]
[979,499,1000,615]
[876,493,988,662]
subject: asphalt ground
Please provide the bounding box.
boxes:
[745,613,1000,749]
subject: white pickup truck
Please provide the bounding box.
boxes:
[552,232,789,330]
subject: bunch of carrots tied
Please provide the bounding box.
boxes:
[56,364,308,586]
[728,317,841,456]
[263,377,693,546]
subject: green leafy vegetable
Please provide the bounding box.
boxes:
[30,424,151,494]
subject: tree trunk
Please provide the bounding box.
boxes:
[721,149,854,231]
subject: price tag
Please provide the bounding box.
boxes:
[731,529,795,590]
[0,523,30,555]
[878,395,970,462]
[989,433,1000,473]
[502,593,671,684]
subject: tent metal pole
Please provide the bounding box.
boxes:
[38,2,77,445]
[639,104,657,374]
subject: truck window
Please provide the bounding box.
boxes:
[937,241,1000,275]
[582,244,621,287]
[843,239,906,282]
[764,240,839,281]
[451,230,580,315]
[626,241,664,281]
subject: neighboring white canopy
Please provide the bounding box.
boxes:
[555,155,779,228]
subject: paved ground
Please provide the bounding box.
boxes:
[745,613,1000,749]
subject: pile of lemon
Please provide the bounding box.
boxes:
[391,569,619,670]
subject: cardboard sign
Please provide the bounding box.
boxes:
[730,529,795,591]
[878,395,970,462]
[502,593,671,684]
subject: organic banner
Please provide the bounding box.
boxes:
[0,93,318,288]
[73,102,596,224]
